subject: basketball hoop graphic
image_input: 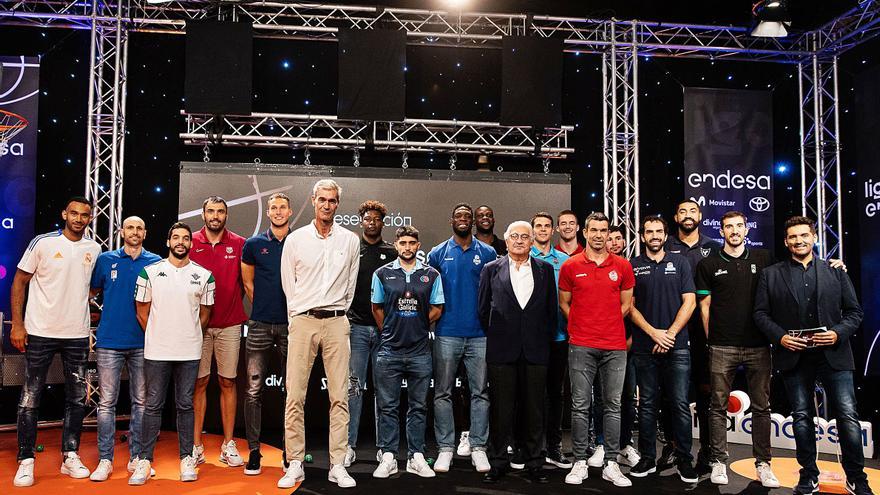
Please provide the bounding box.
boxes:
[0,109,28,144]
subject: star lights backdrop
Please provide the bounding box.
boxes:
[3,0,880,432]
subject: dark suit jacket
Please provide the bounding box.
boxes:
[478,255,558,365]
[753,258,863,371]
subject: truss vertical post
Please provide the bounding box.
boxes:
[798,40,842,260]
[85,0,128,250]
[603,21,640,257]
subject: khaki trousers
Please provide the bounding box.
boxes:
[284,314,351,465]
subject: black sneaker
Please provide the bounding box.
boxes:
[677,462,699,483]
[545,450,573,469]
[846,479,874,495]
[657,444,676,469]
[629,458,656,478]
[244,449,262,476]
[509,450,525,470]
[793,475,819,494]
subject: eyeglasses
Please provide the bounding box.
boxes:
[508,233,532,242]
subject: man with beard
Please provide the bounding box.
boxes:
[475,205,507,256]
[428,203,496,473]
[694,211,778,488]
[663,199,720,470]
[240,193,293,475]
[130,222,215,485]
[191,196,247,468]
[11,197,102,487]
[755,217,872,495]
[627,216,698,484]
[370,226,444,480]
[345,200,397,467]
[555,210,584,256]
[277,179,360,489]
[559,212,634,488]
[88,216,162,482]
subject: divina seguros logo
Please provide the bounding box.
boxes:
[687,169,771,190]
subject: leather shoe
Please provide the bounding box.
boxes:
[529,467,549,484]
[483,468,505,484]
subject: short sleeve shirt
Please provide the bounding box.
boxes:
[558,252,635,350]
[190,227,246,328]
[348,238,397,326]
[630,252,695,353]
[17,231,102,339]
[242,229,290,324]
[427,236,496,338]
[371,259,444,355]
[91,247,162,349]
[135,259,215,361]
[530,245,569,341]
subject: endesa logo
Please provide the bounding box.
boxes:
[687,169,771,190]
[690,391,874,457]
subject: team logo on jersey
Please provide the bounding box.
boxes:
[473,255,481,265]
[665,262,676,274]
[380,254,387,260]
[192,273,200,281]
[110,270,117,281]
[701,248,712,257]
[226,246,233,254]
[751,264,757,274]
[420,275,430,283]
[608,270,619,281]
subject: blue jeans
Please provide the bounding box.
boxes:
[348,324,379,448]
[592,352,637,448]
[634,350,692,462]
[97,347,146,461]
[374,352,433,458]
[569,345,627,461]
[781,352,867,483]
[17,335,89,460]
[433,336,489,451]
[244,320,288,451]
[139,359,200,461]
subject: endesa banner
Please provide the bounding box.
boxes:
[0,56,39,321]
[684,88,774,250]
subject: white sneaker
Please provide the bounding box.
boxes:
[90,459,113,481]
[192,444,205,465]
[128,459,151,486]
[373,452,398,479]
[60,451,91,479]
[587,445,605,468]
[277,460,304,488]
[407,453,436,478]
[220,439,244,467]
[602,460,632,487]
[433,452,453,473]
[14,458,35,487]
[709,461,728,485]
[565,460,589,485]
[344,446,356,468]
[757,462,780,488]
[471,450,490,473]
[457,431,471,456]
[328,463,356,488]
[616,445,641,467]
[180,455,198,482]
[127,457,156,477]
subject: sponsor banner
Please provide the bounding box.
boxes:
[684,88,774,250]
[0,56,39,320]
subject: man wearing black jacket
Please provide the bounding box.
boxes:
[754,216,872,495]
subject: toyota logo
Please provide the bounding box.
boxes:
[749,196,770,212]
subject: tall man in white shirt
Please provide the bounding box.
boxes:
[11,196,102,487]
[277,179,361,489]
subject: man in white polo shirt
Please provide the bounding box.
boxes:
[11,196,102,487]
[129,222,215,485]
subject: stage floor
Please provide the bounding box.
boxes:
[2,429,878,494]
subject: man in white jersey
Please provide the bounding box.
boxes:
[128,222,215,485]
[11,196,102,487]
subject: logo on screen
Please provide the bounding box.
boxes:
[687,170,771,190]
[749,196,770,212]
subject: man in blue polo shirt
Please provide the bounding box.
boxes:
[370,226,444,479]
[628,215,697,483]
[428,203,496,473]
[241,193,292,475]
[88,216,162,482]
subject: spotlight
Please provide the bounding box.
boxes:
[751,0,791,38]
[444,0,469,9]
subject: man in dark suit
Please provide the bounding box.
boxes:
[754,216,872,495]
[478,221,558,484]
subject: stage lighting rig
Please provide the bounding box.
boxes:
[751,0,792,37]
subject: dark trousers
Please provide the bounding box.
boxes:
[781,352,867,483]
[689,326,711,462]
[488,358,547,470]
[17,335,89,460]
[544,340,568,453]
[244,320,289,451]
[634,350,693,462]
[140,359,200,461]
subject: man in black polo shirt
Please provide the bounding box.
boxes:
[346,200,398,467]
[694,211,778,488]
[628,215,698,483]
[664,199,720,470]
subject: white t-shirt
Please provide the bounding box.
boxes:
[134,259,215,361]
[17,230,102,339]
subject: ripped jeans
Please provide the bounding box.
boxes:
[17,335,89,460]
[243,320,289,451]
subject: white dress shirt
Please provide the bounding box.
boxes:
[508,256,534,309]
[280,221,361,316]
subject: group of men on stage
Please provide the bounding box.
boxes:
[8,181,874,495]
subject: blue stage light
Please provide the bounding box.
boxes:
[776,163,789,174]
[281,60,291,69]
